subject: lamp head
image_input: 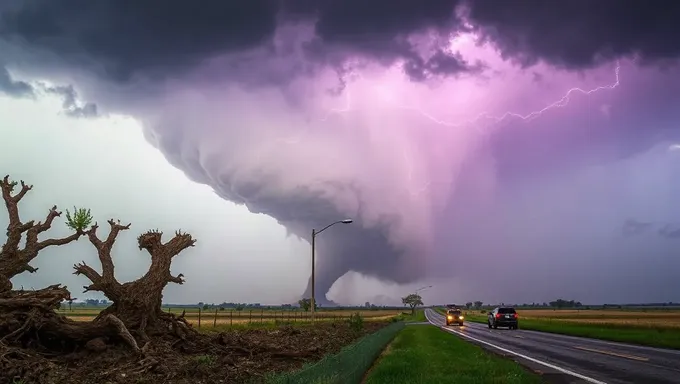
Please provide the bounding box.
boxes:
[341,219,353,224]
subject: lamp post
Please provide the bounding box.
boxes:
[415,285,433,295]
[415,285,432,310]
[311,218,353,321]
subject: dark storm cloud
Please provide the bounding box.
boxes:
[0,66,34,97]
[3,0,680,86]
[659,224,680,239]
[465,0,680,69]
[622,219,653,237]
[0,64,98,117]
[0,0,281,82]
[0,0,475,83]
[44,85,99,118]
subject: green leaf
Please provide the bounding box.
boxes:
[65,206,93,232]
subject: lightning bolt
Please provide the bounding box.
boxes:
[278,60,624,198]
[323,61,621,129]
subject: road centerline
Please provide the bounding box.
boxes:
[573,345,650,362]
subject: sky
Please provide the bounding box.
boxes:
[2,0,680,306]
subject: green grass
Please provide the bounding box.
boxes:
[438,308,680,350]
[392,309,426,323]
[364,326,544,384]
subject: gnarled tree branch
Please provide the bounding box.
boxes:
[0,176,84,292]
[164,230,196,257]
[86,219,130,282]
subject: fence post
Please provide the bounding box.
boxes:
[230,310,233,327]
[261,309,264,323]
[249,310,252,324]
[213,308,218,327]
[198,307,202,329]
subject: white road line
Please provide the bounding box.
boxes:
[424,309,607,384]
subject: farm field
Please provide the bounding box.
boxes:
[465,308,680,328]
[58,307,403,327]
[439,307,680,349]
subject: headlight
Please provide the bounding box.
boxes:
[447,316,453,320]
[459,316,464,320]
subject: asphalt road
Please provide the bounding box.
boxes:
[424,308,680,384]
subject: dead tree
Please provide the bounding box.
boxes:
[0,176,140,353]
[0,176,84,293]
[74,222,197,341]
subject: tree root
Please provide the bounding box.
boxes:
[1,308,38,343]
[103,314,139,352]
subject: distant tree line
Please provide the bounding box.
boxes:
[62,298,109,307]
[178,301,411,311]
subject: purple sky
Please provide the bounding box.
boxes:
[1,1,680,305]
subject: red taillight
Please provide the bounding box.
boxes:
[513,313,518,318]
[495,313,501,319]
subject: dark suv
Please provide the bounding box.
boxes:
[445,309,464,326]
[488,307,519,329]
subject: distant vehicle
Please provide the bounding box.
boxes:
[445,308,464,326]
[488,307,519,329]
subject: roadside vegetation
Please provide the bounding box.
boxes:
[395,309,426,322]
[364,325,544,384]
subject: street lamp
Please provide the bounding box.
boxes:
[311,219,353,320]
[415,285,433,294]
[415,285,432,309]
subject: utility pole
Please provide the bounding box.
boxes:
[311,228,316,321]
[308,219,353,322]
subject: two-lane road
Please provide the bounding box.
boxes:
[425,308,680,384]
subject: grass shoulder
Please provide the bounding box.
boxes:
[364,325,543,384]
[393,309,426,322]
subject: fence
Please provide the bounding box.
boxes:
[57,307,400,329]
[267,321,405,384]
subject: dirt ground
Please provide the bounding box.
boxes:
[1,321,390,384]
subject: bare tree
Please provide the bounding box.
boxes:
[74,222,196,341]
[0,176,87,293]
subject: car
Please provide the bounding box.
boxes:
[445,309,465,326]
[488,307,519,329]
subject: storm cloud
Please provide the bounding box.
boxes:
[2,1,680,304]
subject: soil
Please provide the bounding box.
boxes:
[1,320,390,384]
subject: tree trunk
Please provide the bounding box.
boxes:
[74,222,197,342]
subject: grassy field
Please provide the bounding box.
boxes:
[59,306,405,328]
[438,308,680,349]
[59,307,400,317]
[364,325,544,384]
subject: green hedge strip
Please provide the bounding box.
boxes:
[267,321,405,384]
